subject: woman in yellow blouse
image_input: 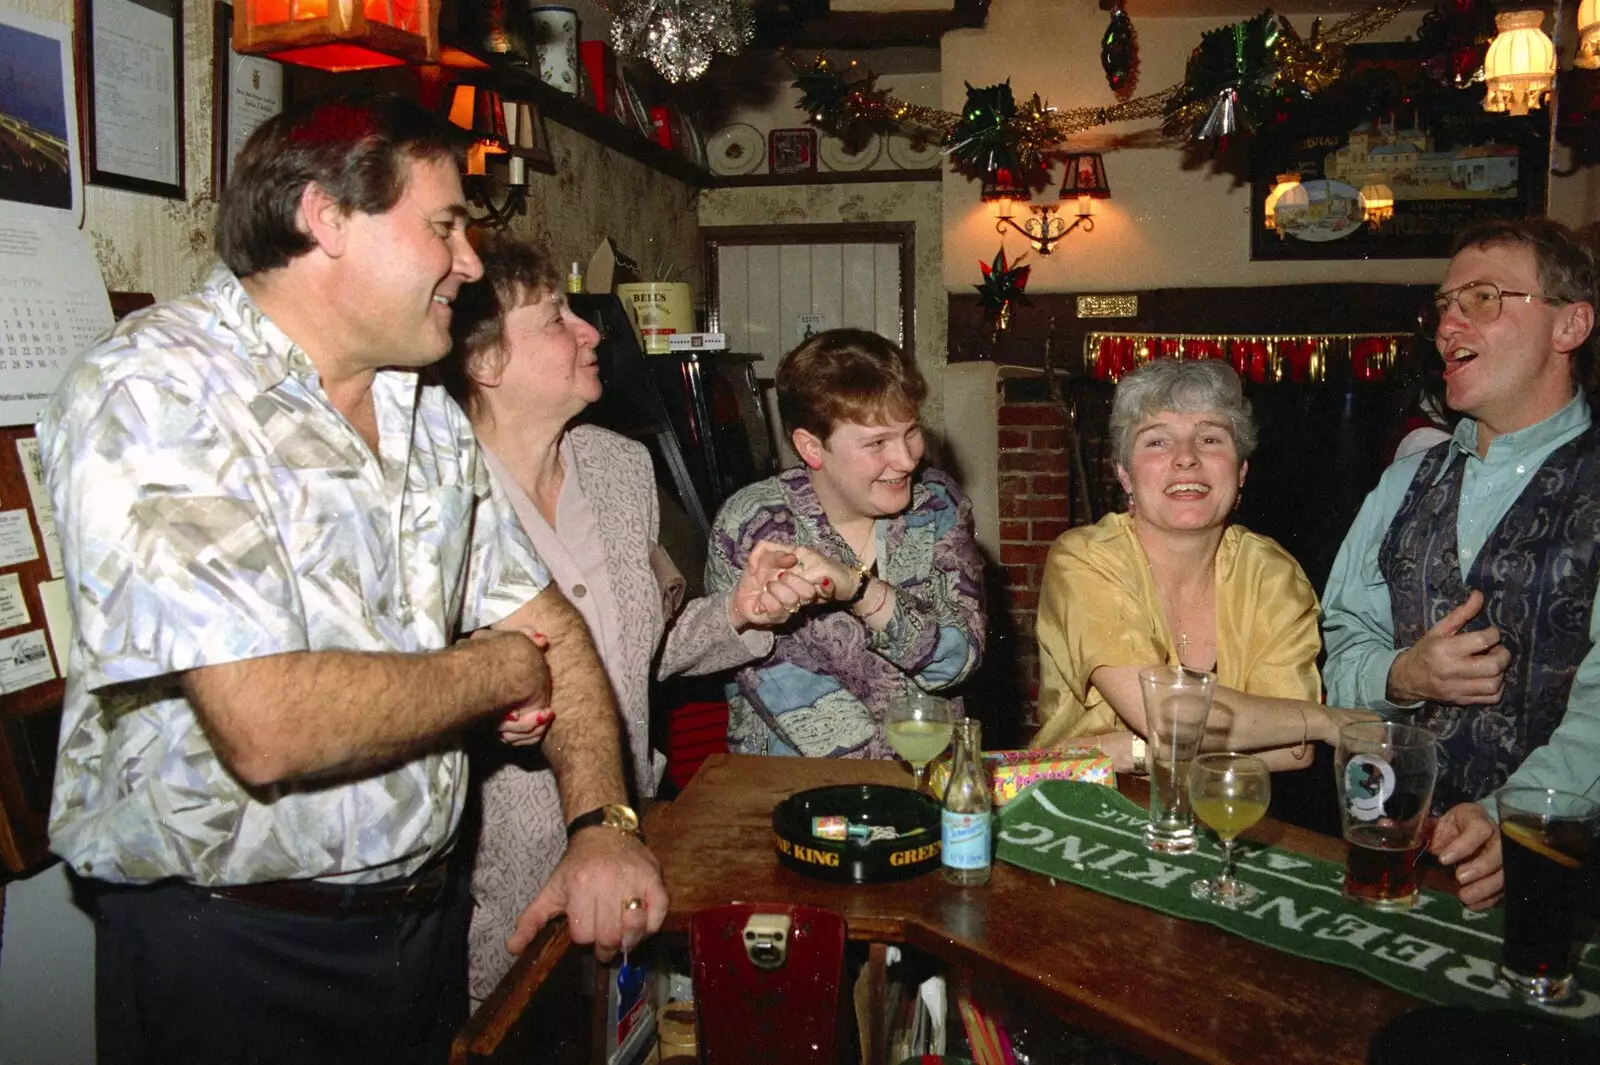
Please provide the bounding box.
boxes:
[1034,359,1370,771]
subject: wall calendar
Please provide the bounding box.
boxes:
[0,217,113,427]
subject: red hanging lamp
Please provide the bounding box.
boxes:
[232,0,440,73]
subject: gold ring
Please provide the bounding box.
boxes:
[623,897,644,912]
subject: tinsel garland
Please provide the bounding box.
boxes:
[1086,331,1413,385]
[793,0,1420,153]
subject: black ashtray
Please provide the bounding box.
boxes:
[771,784,942,884]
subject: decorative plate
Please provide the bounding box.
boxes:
[819,133,882,172]
[681,114,708,169]
[707,123,764,175]
[1273,179,1364,243]
[621,74,653,140]
[886,134,944,170]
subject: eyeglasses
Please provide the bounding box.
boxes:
[1418,281,1572,339]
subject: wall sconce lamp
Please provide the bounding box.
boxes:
[1483,9,1557,115]
[442,83,529,231]
[1262,173,1302,232]
[1359,183,1395,228]
[991,152,1112,256]
[232,0,440,72]
[1580,0,1599,67]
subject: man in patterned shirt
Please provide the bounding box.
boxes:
[37,95,664,1064]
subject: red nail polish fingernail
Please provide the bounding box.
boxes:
[821,577,832,589]
[505,711,519,721]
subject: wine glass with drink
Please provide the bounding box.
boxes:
[884,692,953,794]
[1187,753,1271,908]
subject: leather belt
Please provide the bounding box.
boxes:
[210,859,451,919]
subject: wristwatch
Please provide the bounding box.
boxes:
[1130,736,1148,776]
[566,803,643,841]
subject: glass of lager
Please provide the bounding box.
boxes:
[1495,787,1600,1004]
[1139,666,1215,854]
[1334,722,1437,908]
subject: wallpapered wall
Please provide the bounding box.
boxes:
[698,182,946,432]
[9,0,700,299]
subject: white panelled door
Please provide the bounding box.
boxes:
[715,241,904,379]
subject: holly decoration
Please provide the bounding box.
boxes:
[792,53,889,151]
[975,248,1031,334]
[1416,0,1497,88]
[1165,11,1283,141]
[948,82,1018,178]
[1102,2,1138,95]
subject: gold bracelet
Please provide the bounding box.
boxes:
[1292,705,1309,759]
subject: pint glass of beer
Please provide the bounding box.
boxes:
[1334,722,1437,908]
[1495,787,1600,1004]
[1139,666,1215,854]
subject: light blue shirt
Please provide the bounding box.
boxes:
[1322,392,1600,802]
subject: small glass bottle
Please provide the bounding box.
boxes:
[941,717,991,886]
[566,261,584,294]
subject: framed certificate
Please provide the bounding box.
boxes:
[76,0,186,199]
[211,1,283,192]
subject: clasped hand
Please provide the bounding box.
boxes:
[728,541,861,629]
[1388,590,1510,706]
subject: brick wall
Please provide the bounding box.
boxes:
[982,376,1121,738]
[994,385,1074,733]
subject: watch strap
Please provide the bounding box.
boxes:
[565,804,640,840]
[842,562,874,606]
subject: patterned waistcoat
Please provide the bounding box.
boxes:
[1379,426,1600,811]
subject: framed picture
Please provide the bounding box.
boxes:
[211,2,284,193]
[768,127,817,175]
[0,9,82,215]
[76,0,186,199]
[503,99,556,176]
[1250,44,1545,261]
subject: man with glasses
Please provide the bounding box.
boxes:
[1323,218,1598,910]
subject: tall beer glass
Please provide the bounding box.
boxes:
[1334,722,1437,908]
[1140,666,1215,854]
[1495,787,1600,1004]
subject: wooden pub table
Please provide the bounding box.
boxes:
[458,754,1440,1064]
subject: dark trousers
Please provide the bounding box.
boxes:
[80,870,470,1065]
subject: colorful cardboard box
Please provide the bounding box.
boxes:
[929,747,1114,806]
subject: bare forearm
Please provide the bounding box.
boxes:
[1206,688,1320,751]
[183,633,546,785]
[502,587,630,818]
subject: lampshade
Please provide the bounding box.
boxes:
[1482,9,1556,115]
[442,83,509,149]
[980,167,1030,202]
[1262,174,1301,230]
[1359,183,1395,224]
[233,0,440,72]
[1275,183,1312,216]
[1579,0,1599,70]
[441,83,509,179]
[1059,153,1112,201]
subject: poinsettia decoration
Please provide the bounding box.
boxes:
[975,248,1031,333]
